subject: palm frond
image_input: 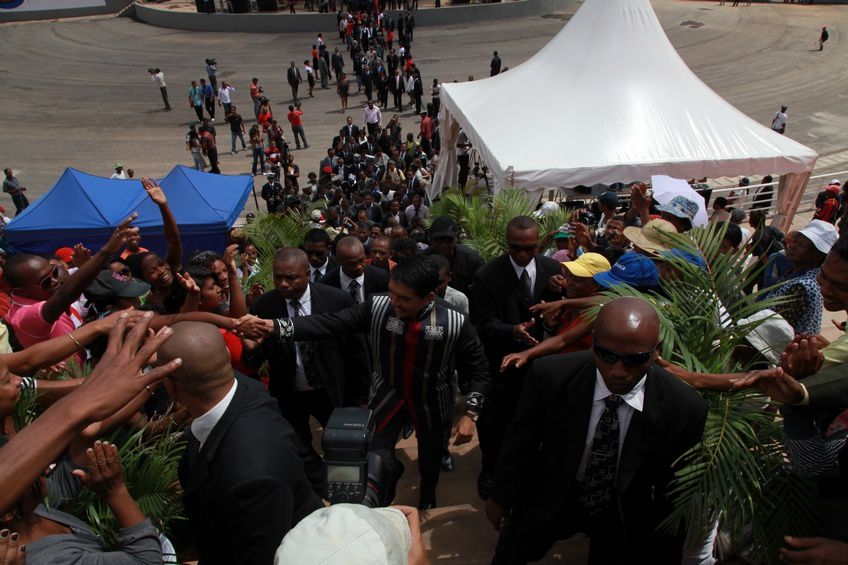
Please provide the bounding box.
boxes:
[242,210,312,290]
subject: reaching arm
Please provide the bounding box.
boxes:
[0,313,180,512]
[501,317,592,371]
[224,244,248,318]
[42,215,138,324]
[142,178,183,275]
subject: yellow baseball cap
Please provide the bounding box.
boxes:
[562,253,611,278]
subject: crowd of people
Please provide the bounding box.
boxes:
[0,158,847,563]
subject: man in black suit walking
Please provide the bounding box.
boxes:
[472,215,563,498]
[157,321,322,565]
[287,61,302,103]
[320,236,389,303]
[303,228,338,283]
[487,298,707,564]
[251,248,370,451]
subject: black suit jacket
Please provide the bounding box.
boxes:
[492,352,707,562]
[471,253,562,379]
[251,283,370,406]
[320,264,390,300]
[179,376,323,565]
[309,256,338,283]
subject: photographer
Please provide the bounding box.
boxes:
[236,255,490,510]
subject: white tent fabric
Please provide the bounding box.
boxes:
[430,0,818,204]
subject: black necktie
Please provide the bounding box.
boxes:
[581,395,622,515]
[349,279,361,304]
[290,299,321,388]
[520,268,532,304]
[179,428,201,483]
[312,269,322,283]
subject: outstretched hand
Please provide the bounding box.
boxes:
[72,440,126,499]
[73,311,180,423]
[234,315,275,340]
[142,177,167,206]
[501,353,529,372]
[102,213,139,256]
[176,272,200,295]
[781,338,824,380]
[512,319,538,346]
[730,367,805,405]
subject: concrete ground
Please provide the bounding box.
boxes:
[3,2,848,563]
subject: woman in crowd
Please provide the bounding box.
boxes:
[760,220,837,335]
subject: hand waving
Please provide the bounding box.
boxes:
[102,213,139,256]
[142,177,167,207]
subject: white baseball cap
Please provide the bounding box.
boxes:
[797,219,838,254]
[275,504,412,565]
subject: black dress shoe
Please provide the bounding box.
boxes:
[441,454,454,472]
[477,472,494,500]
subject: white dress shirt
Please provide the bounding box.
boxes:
[509,255,537,296]
[339,270,366,304]
[363,105,382,126]
[288,285,313,391]
[309,257,331,281]
[575,370,647,481]
[191,379,238,449]
[218,86,235,104]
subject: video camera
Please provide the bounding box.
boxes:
[322,407,393,508]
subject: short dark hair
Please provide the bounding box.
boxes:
[187,250,223,270]
[718,222,742,249]
[506,215,537,233]
[832,232,848,262]
[391,237,418,255]
[186,266,216,288]
[714,197,728,208]
[390,254,440,297]
[3,253,38,288]
[304,228,331,246]
[429,253,450,273]
[749,209,767,228]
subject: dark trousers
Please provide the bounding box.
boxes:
[160,87,171,109]
[206,147,220,174]
[371,408,449,504]
[278,388,335,452]
[290,83,300,102]
[11,193,29,215]
[204,98,215,119]
[193,105,204,121]
[414,93,422,114]
[291,126,308,149]
[208,75,218,93]
[393,90,403,110]
[251,147,266,175]
[492,496,626,565]
[457,154,470,188]
[477,379,520,476]
[366,122,381,136]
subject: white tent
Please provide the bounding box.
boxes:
[431,0,818,230]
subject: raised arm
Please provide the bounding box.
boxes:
[224,244,248,318]
[0,313,180,512]
[42,215,138,324]
[142,178,183,274]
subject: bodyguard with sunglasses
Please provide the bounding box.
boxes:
[471,215,562,500]
[487,297,707,564]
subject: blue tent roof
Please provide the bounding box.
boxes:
[4,166,253,257]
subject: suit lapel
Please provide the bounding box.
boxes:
[532,256,555,304]
[617,368,666,494]
[182,380,246,496]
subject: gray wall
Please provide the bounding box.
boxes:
[134,0,576,33]
[0,0,132,22]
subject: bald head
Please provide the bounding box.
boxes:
[156,322,233,401]
[336,236,366,279]
[275,247,309,270]
[592,297,660,394]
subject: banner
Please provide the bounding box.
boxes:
[0,0,106,12]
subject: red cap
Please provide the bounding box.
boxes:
[55,247,75,265]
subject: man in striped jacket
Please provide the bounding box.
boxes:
[236,255,490,509]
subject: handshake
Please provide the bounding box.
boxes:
[233,315,276,340]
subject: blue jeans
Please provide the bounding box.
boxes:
[252,147,266,175]
[231,131,247,153]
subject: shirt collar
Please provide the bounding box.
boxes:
[508,255,536,280]
[593,369,646,412]
[286,284,311,311]
[339,269,365,289]
[191,379,238,448]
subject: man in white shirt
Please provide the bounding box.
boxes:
[110,163,127,180]
[486,297,707,564]
[148,67,171,111]
[404,193,429,223]
[217,80,236,114]
[363,99,382,137]
[771,105,788,134]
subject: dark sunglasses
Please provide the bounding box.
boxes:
[304,249,326,257]
[34,265,60,290]
[507,243,538,253]
[592,338,656,367]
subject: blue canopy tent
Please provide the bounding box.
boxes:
[4,166,253,257]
